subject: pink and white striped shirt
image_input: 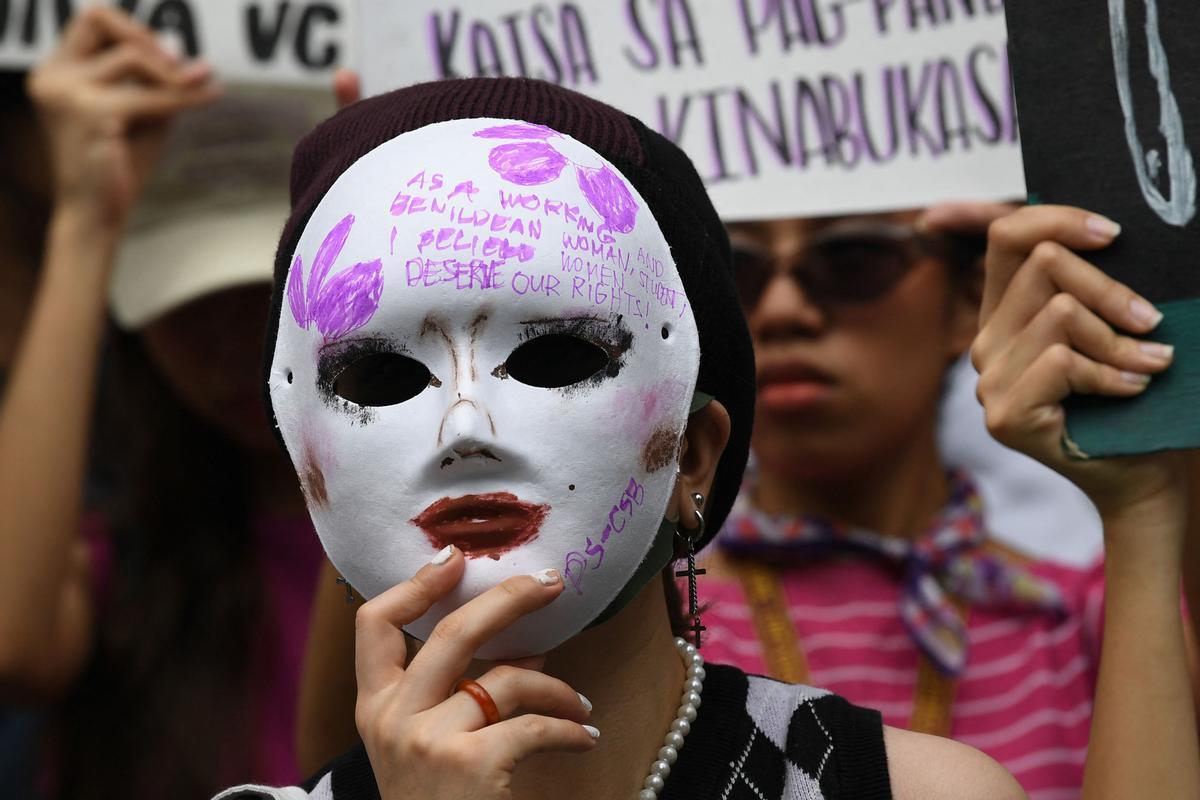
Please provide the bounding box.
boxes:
[697,551,1105,799]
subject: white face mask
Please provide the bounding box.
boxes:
[269,118,700,658]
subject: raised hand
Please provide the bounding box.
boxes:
[971,204,1182,521]
[333,67,361,109]
[27,5,219,229]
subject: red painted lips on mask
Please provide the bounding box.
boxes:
[411,492,550,560]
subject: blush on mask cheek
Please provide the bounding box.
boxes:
[300,453,328,508]
[642,426,683,473]
[616,381,690,473]
[269,118,701,658]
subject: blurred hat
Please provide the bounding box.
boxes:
[109,85,334,330]
[109,196,290,329]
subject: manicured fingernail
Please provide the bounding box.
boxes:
[429,545,454,566]
[577,692,593,712]
[1086,214,1122,240]
[1121,371,1151,387]
[1129,298,1164,328]
[1139,341,1174,361]
[582,724,600,739]
[532,569,560,586]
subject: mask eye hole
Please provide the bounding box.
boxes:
[333,352,432,407]
[505,334,610,388]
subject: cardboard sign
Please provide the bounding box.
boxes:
[357,0,1026,221]
[0,0,352,86]
[1007,0,1200,456]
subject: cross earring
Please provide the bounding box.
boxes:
[675,491,707,647]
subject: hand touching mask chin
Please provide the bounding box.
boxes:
[268,118,701,658]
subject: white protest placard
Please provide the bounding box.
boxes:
[357,0,1025,220]
[0,0,352,86]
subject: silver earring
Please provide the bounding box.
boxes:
[675,492,707,647]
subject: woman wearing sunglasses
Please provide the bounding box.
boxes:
[696,207,1200,795]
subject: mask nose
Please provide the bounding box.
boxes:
[425,312,499,461]
[437,398,501,469]
[438,396,496,448]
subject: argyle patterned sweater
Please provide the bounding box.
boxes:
[215,664,891,800]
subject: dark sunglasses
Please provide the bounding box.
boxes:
[731,221,979,311]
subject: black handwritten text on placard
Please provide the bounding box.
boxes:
[0,0,346,81]
[360,1,1026,220]
[738,0,849,51]
[737,0,1008,52]
[871,0,1007,34]
[1,0,199,54]
[246,1,340,68]
[623,0,704,71]
[629,0,1017,184]
[429,5,597,85]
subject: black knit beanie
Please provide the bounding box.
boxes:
[265,77,754,547]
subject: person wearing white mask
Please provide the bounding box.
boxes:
[218,78,1196,799]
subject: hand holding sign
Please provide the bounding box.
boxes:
[27,5,219,228]
[1006,0,1200,456]
[972,204,1182,518]
[973,205,1200,800]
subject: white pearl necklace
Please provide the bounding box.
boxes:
[637,637,706,799]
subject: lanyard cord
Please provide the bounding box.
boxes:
[730,557,964,737]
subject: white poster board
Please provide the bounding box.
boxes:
[357,0,1026,220]
[0,0,352,86]
[4,1,1028,219]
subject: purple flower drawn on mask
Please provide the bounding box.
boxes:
[574,165,638,234]
[287,214,383,342]
[487,142,569,185]
[474,123,640,234]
